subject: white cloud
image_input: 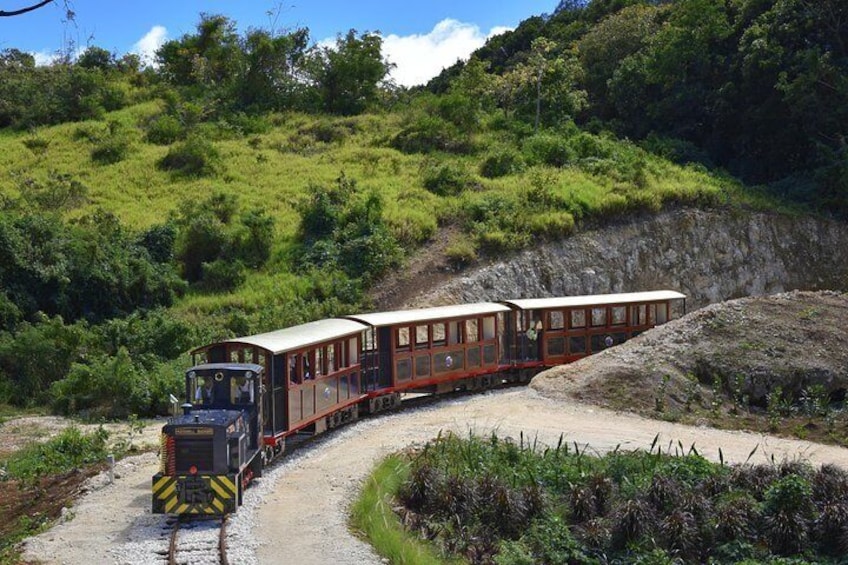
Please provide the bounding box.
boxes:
[31,49,60,66]
[132,25,167,67]
[381,19,513,88]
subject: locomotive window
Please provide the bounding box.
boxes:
[448,321,462,345]
[549,311,564,330]
[648,304,657,325]
[230,349,240,362]
[432,323,446,346]
[465,319,479,342]
[570,310,586,329]
[591,308,607,327]
[656,303,669,324]
[611,306,627,326]
[257,352,266,369]
[415,325,429,348]
[632,304,647,325]
[483,316,496,340]
[396,327,410,350]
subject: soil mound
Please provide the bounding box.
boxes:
[531,290,848,412]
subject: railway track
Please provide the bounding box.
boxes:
[165,514,229,565]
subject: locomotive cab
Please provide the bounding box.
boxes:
[152,363,264,515]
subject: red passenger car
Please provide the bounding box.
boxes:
[190,318,369,456]
[501,290,687,367]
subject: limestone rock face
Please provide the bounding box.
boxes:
[412,208,848,309]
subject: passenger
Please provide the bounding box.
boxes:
[196,376,214,405]
[237,378,253,403]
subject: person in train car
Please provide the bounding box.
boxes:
[196,376,215,405]
[236,377,253,403]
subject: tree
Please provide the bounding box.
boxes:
[0,0,53,17]
[239,27,310,111]
[312,30,393,115]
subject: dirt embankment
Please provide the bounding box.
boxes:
[532,290,848,425]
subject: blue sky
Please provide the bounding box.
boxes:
[0,0,557,86]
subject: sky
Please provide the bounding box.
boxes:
[0,0,558,87]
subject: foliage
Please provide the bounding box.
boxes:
[0,210,183,328]
[421,160,471,197]
[480,147,524,178]
[172,193,274,286]
[50,347,180,419]
[1,426,110,482]
[387,432,848,564]
[312,30,392,115]
[0,50,130,129]
[156,135,221,177]
[297,173,403,283]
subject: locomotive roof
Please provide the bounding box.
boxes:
[346,302,511,327]
[217,318,367,354]
[501,290,686,310]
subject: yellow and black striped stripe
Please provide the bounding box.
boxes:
[152,474,237,515]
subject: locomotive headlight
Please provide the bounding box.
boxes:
[245,370,254,380]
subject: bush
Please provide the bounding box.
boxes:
[523,133,574,167]
[2,426,110,482]
[391,114,473,154]
[91,135,130,164]
[480,149,524,178]
[146,114,185,145]
[200,259,246,292]
[422,161,470,196]
[157,136,220,177]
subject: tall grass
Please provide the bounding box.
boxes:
[375,432,848,564]
[350,455,458,565]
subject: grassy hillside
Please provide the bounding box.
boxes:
[0,102,752,323]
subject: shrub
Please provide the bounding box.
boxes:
[569,132,612,160]
[391,114,472,154]
[146,114,185,145]
[200,259,246,292]
[422,161,470,196]
[21,136,49,155]
[157,135,220,177]
[480,148,524,178]
[523,133,574,167]
[2,426,110,482]
[445,238,477,268]
[91,135,130,164]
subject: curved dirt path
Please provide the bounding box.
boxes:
[22,388,848,564]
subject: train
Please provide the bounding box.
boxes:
[152,290,686,515]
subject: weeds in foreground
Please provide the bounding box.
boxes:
[375,432,848,565]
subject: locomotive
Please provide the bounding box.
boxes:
[153,290,686,515]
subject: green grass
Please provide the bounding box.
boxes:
[0,101,792,327]
[350,454,463,565]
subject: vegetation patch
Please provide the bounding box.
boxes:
[375,431,848,564]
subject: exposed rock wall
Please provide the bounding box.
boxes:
[412,208,848,309]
